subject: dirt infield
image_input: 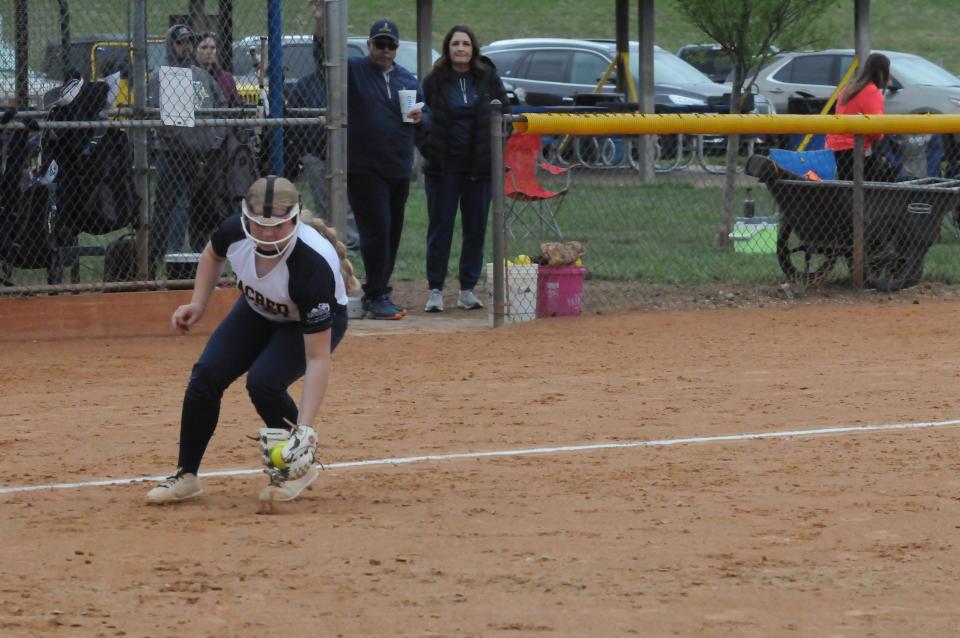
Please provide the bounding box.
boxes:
[3,292,960,636]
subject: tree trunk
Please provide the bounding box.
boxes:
[716,67,745,248]
[716,133,740,248]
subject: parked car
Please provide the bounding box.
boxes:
[232,35,440,105]
[481,37,774,114]
[1,42,61,108]
[752,48,960,115]
[346,36,440,76]
[677,43,782,86]
[676,43,734,84]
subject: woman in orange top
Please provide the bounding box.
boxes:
[826,52,892,181]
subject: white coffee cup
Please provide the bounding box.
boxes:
[398,89,417,122]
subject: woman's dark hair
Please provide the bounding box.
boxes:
[432,25,483,75]
[840,52,890,105]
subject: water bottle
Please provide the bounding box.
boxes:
[742,187,756,219]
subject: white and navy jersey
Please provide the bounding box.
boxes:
[211,214,348,333]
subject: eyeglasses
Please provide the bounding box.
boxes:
[373,39,398,51]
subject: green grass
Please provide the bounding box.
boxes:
[361,175,960,288]
[6,1,960,75]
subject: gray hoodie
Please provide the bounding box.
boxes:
[147,25,226,153]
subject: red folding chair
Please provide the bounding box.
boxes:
[504,134,577,240]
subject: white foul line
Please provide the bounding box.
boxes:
[2,418,959,496]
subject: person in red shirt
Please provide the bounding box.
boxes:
[826,52,893,181]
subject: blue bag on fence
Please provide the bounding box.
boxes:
[769,148,837,180]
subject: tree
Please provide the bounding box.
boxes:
[675,0,839,247]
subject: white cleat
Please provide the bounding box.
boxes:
[258,464,320,504]
[146,470,202,504]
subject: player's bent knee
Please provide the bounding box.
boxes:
[245,377,287,407]
[184,361,228,402]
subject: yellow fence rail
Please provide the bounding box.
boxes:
[515,113,960,136]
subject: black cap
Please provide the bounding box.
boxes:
[368,19,400,43]
[170,24,195,43]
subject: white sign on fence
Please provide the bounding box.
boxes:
[159,66,195,127]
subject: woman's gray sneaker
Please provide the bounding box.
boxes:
[425,289,444,312]
[457,289,484,309]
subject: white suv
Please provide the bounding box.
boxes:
[753,49,960,115]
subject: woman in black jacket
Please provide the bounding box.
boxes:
[418,25,509,312]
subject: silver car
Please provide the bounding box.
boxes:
[753,48,960,115]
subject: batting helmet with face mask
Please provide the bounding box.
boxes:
[241,175,302,259]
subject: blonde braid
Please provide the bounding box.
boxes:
[300,209,361,293]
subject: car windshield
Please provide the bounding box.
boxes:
[231,41,314,76]
[147,43,165,72]
[629,45,715,85]
[0,44,13,71]
[0,43,51,81]
[395,43,421,74]
[284,44,315,78]
[92,42,165,77]
[680,47,733,78]
[891,55,960,87]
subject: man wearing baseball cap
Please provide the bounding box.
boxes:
[347,19,429,319]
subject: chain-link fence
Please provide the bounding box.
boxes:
[487,114,960,323]
[0,0,329,293]
[6,2,960,327]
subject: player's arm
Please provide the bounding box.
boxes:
[297,328,332,427]
[171,242,227,333]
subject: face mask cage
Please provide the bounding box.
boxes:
[241,198,301,258]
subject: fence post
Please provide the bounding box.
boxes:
[490,101,505,328]
[635,0,655,182]
[267,0,284,175]
[851,134,865,289]
[14,0,28,107]
[324,0,346,242]
[57,0,70,84]
[131,0,150,280]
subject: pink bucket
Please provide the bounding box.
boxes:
[536,265,586,318]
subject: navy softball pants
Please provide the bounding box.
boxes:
[177,298,347,474]
[424,172,491,291]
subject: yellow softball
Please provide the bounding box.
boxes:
[269,443,287,470]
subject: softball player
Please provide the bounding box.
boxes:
[146,176,356,505]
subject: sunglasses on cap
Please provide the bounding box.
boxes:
[372,39,398,51]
